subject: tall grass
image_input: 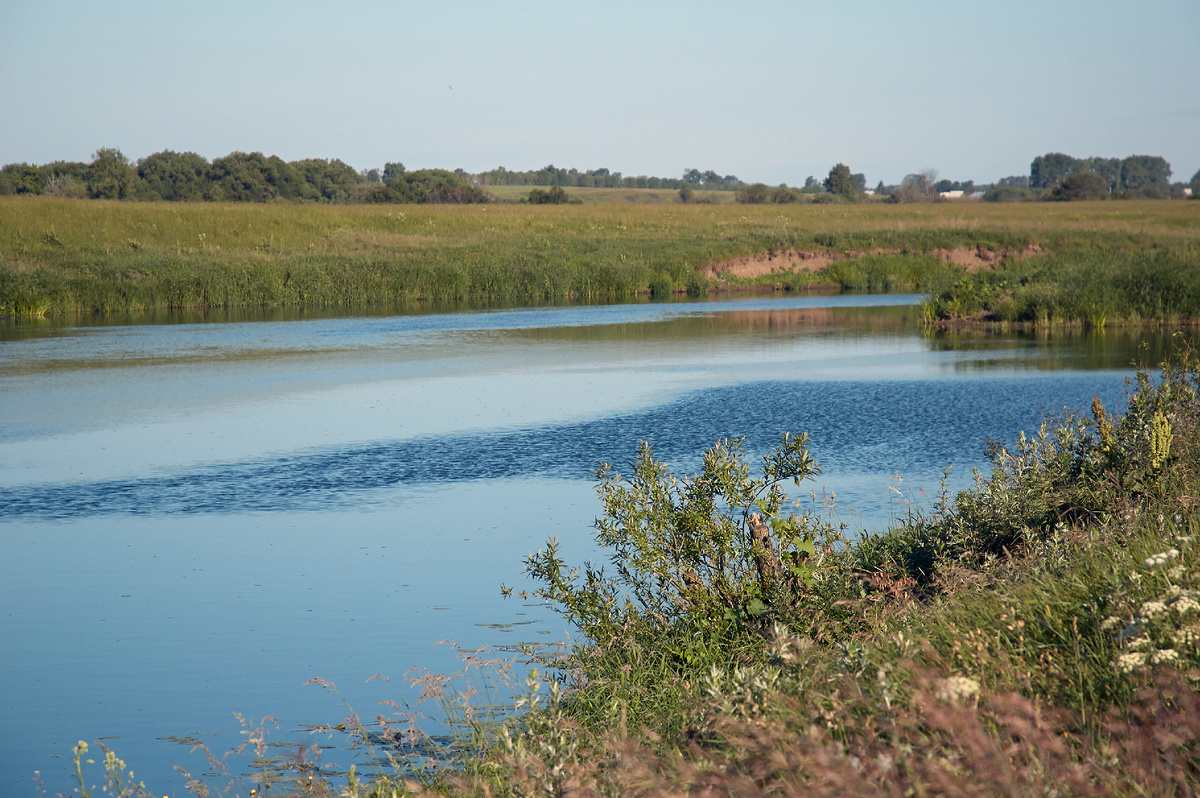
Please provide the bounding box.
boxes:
[4,197,1197,316]
[925,248,1200,325]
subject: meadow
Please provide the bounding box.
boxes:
[23,195,1200,795]
[2,196,1198,318]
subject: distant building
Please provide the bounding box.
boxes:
[938,190,965,199]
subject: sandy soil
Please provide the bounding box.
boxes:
[707,245,1045,280]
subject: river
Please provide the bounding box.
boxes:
[0,294,1186,795]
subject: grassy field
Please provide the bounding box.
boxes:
[1,196,1198,317]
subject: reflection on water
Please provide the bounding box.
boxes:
[1,295,1196,796]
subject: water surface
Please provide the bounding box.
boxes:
[1,295,1185,795]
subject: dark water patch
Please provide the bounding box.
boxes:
[1,375,1129,522]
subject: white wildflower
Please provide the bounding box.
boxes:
[1173,596,1200,615]
[1145,549,1180,568]
[1151,649,1180,665]
[1125,635,1154,650]
[1167,565,1186,581]
[1141,600,1169,617]
[1173,627,1199,647]
[1100,616,1124,631]
[936,676,980,703]
[1118,652,1148,673]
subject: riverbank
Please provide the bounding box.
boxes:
[2,197,1197,318]
[409,351,1200,795]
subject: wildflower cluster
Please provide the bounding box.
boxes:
[1107,534,1200,677]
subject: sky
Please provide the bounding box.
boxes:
[1,0,1197,187]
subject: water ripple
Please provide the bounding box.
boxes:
[0,376,1128,521]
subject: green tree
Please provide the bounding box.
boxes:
[137,151,209,201]
[772,185,802,204]
[1190,168,1200,197]
[983,184,1034,202]
[1119,155,1171,198]
[205,152,313,202]
[382,162,406,184]
[527,185,571,204]
[1045,171,1109,201]
[1086,157,1122,193]
[801,175,824,194]
[823,163,858,200]
[0,163,45,195]
[1030,152,1082,189]
[291,158,364,202]
[86,147,135,199]
[364,169,488,204]
[735,183,770,204]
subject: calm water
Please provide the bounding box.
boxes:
[1,295,1187,795]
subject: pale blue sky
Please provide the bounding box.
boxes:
[2,0,1196,186]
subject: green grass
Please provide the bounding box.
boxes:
[925,247,1200,326]
[3,197,1198,317]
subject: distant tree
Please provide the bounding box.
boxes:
[772,185,802,204]
[1119,155,1171,198]
[0,163,45,195]
[365,169,488,204]
[527,185,571,204]
[1045,171,1109,201]
[205,152,313,202]
[983,184,1034,202]
[1030,152,1083,189]
[678,185,695,203]
[997,175,1030,189]
[874,180,886,195]
[890,169,938,203]
[801,176,824,194]
[364,168,381,184]
[39,161,89,198]
[1086,157,1122,194]
[86,147,136,199]
[382,162,406,184]
[735,183,770,204]
[137,150,209,201]
[1191,168,1200,197]
[292,158,364,202]
[823,163,858,201]
[853,173,867,193]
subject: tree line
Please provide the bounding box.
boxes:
[1,147,1194,205]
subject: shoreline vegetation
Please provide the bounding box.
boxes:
[74,344,1200,796]
[2,197,1198,322]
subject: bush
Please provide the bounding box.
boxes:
[1046,171,1109,201]
[735,183,771,204]
[982,184,1034,202]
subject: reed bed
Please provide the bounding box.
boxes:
[3,197,1197,317]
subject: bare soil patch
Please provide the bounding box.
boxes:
[708,245,1044,280]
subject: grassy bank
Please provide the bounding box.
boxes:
[438,349,1200,795]
[2,197,1197,317]
[924,247,1200,327]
